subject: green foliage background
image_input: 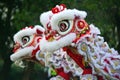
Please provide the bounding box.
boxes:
[0,0,120,80]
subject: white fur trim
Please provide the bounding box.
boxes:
[14,25,44,45]
[14,27,36,43]
[40,33,76,52]
[34,25,45,33]
[89,24,101,34]
[10,46,34,61]
[50,9,87,30]
[40,11,53,29]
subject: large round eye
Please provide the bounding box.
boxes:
[59,20,69,32]
[22,36,30,45]
[58,20,73,35]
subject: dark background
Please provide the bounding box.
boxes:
[0,0,120,80]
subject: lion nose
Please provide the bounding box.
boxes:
[13,43,21,52]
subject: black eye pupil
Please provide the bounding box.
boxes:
[22,36,30,45]
[23,38,27,41]
[59,20,69,32]
[60,23,67,31]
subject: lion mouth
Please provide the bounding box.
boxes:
[14,57,33,68]
[10,46,34,62]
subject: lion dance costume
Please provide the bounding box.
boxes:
[10,4,120,80]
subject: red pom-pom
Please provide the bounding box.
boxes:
[52,4,66,14]
[28,26,33,29]
[52,7,59,14]
[60,4,66,10]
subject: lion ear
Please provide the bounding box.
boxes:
[34,25,45,35]
[36,29,43,34]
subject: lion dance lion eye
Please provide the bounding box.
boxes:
[58,20,73,35]
[59,20,69,32]
[22,36,30,45]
